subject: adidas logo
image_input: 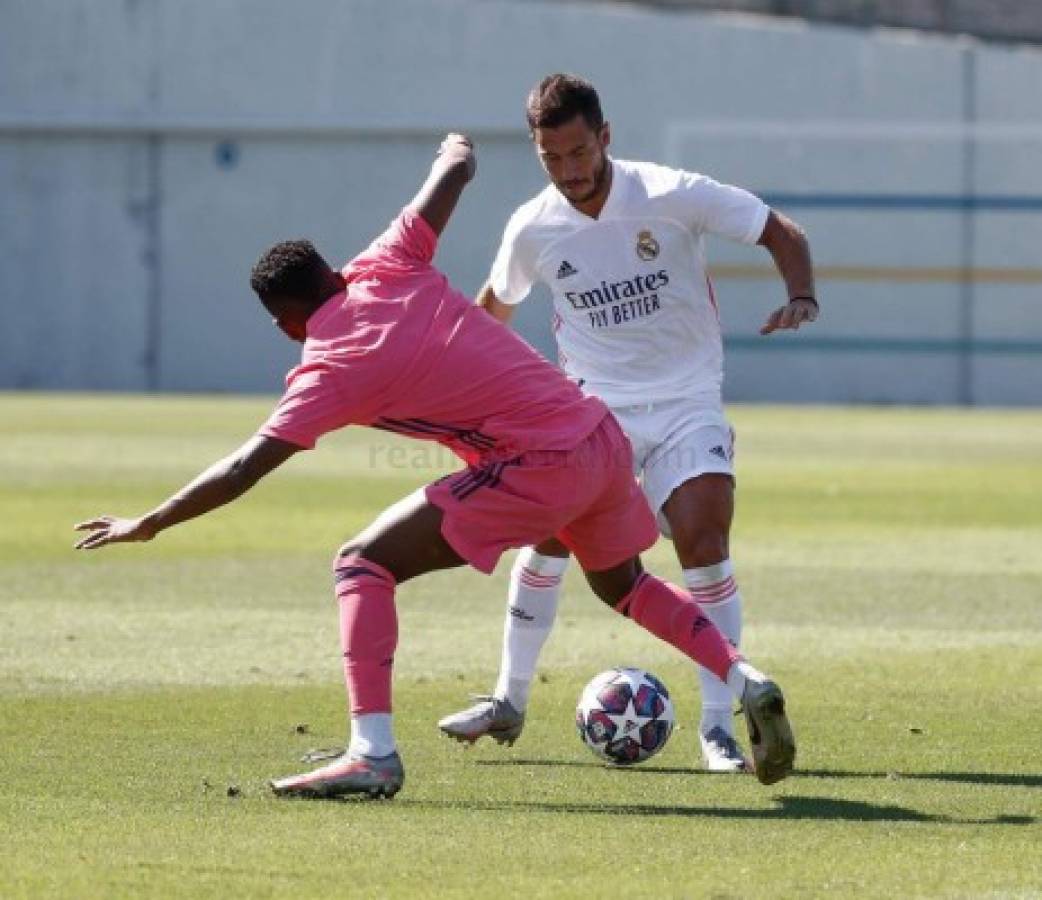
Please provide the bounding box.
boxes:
[556,260,578,279]
[709,445,728,460]
[690,615,711,636]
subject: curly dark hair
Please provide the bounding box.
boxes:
[525,73,604,132]
[249,239,331,303]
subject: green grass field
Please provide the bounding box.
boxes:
[1,393,1040,898]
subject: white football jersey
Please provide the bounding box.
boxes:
[490,158,768,407]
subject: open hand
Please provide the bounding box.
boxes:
[760,299,818,335]
[74,515,156,550]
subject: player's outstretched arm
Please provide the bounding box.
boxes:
[757,209,819,335]
[73,434,301,550]
[409,133,477,237]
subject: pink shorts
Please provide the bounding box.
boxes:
[426,414,658,574]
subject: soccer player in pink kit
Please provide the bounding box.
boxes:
[73,134,794,799]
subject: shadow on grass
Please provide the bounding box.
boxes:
[796,769,1042,789]
[394,794,1034,826]
[475,758,702,774]
[476,759,1042,788]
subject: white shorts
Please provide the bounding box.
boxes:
[610,397,735,538]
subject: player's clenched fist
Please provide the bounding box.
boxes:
[438,132,477,181]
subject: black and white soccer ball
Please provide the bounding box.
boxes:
[575,667,674,765]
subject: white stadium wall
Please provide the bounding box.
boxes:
[1,0,1040,404]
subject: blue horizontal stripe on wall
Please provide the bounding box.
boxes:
[760,194,1042,212]
[725,336,1042,355]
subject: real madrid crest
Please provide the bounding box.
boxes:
[636,229,660,261]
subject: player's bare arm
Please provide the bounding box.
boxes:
[757,209,819,335]
[74,434,300,550]
[475,282,515,324]
[409,133,477,237]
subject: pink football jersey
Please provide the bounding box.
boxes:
[260,209,607,463]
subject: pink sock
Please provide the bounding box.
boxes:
[614,573,741,682]
[334,556,398,715]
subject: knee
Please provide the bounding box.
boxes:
[673,530,728,569]
[333,536,368,569]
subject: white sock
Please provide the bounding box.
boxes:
[493,547,569,711]
[684,560,743,736]
[348,713,395,758]
[725,659,766,699]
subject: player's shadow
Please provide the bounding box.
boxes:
[476,759,1042,789]
[396,794,1034,825]
[796,769,1042,789]
[475,758,711,776]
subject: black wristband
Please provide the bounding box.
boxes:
[789,295,818,306]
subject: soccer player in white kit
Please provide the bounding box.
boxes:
[439,74,817,772]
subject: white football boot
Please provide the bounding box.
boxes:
[270,750,404,800]
[438,695,525,746]
[699,725,751,773]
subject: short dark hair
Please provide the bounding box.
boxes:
[249,239,331,303]
[525,73,604,131]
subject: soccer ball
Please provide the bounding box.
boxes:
[575,667,674,765]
